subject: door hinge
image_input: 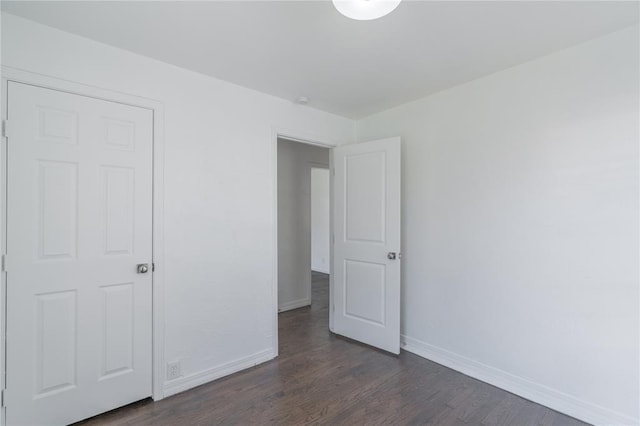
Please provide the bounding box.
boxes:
[2,120,8,138]
[1,389,5,407]
[152,263,155,272]
[1,254,6,272]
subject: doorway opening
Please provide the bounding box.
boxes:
[273,134,402,356]
[276,137,331,349]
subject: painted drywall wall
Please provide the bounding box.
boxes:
[1,13,354,396]
[311,168,330,274]
[278,139,329,311]
[356,26,639,425]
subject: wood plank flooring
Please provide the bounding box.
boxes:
[77,272,588,426]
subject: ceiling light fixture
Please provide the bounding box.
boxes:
[332,0,401,21]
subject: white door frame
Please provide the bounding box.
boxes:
[0,67,167,421]
[309,164,331,277]
[271,129,336,356]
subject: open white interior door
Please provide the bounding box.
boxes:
[332,137,401,354]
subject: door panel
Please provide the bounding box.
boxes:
[38,161,78,259]
[333,137,401,354]
[35,290,78,396]
[102,166,135,255]
[6,82,153,425]
[345,151,386,242]
[344,259,386,325]
[100,282,135,379]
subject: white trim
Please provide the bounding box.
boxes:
[163,349,275,398]
[278,298,311,312]
[0,66,167,404]
[312,268,331,275]
[328,152,335,333]
[273,127,340,150]
[308,162,331,168]
[271,127,336,359]
[150,97,166,402]
[401,334,639,426]
[0,66,7,426]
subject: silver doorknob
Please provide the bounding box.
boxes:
[137,263,149,274]
[387,252,397,260]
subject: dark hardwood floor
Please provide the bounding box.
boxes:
[77,272,588,425]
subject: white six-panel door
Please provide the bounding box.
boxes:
[332,137,401,354]
[6,82,153,425]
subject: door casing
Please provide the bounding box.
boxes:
[0,66,167,425]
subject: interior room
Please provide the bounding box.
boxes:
[0,1,638,425]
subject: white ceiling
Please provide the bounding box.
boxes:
[3,1,638,119]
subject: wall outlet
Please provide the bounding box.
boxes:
[166,361,181,380]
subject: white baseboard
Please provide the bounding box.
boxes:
[312,267,330,274]
[278,298,310,312]
[401,335,638,426]
[163,348,275,397]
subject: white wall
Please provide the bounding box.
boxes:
[356,26,639,425]
[278,139,329,311]
[1,13,354,396]
[311,168,330,274]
